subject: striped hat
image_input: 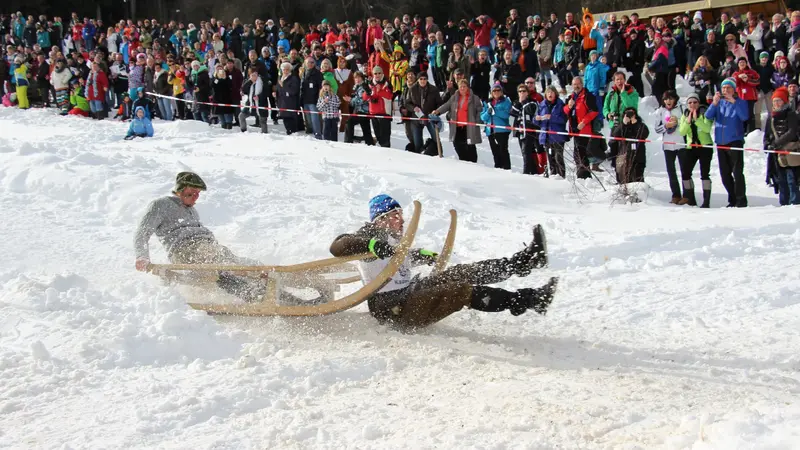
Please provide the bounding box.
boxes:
[720,77,736,90]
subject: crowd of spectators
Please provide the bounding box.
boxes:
[1,7,799,206]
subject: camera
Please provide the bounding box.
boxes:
[624,110,636,118]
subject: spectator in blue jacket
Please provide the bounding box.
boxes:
[583,50,610,115]
[535,86,569,178]
[82,18,96,51]
[125,106,154,139]
[480,83,513,169]
[705,77,749,207]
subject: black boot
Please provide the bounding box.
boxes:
[507,224,548,277]
[470,277,558,316]
[701,179,711,208]
[512,277,559,315]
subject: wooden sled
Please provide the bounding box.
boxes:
[148,202,457,317]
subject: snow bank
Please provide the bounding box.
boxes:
[1,96,799,449]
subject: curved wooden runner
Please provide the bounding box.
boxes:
[432,209,457,275]
[185,200,422,317]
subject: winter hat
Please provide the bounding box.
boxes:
[564,30,573,37]
[589,49,599,58]
[369,194,401,222]
[759,51,770,60]
[136,53,146,61]
[773,86,789,104]
[173,172,207,193]
[322,79,331,87]
[393,41,404,55]
[491,82,503,92]
[686,92,700,102]
[693,11,703,22]
[720,77,737,90]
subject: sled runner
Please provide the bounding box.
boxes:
[148,202,458,317]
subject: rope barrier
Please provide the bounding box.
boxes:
[145,91,794,156]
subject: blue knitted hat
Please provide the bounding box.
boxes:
[369,194,401,222]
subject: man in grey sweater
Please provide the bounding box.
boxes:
[134,172,263,300]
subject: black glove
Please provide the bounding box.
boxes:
[368,238,395,259]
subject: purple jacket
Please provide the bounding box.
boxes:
[772,71,792,90]
[534,98,569,145]
[128,64,146,90]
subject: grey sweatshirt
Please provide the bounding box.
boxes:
[134,196,215,260]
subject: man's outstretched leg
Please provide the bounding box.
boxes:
[424,224,548,288]
[396,277,559,329]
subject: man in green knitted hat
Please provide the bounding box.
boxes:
[134,172,264,300]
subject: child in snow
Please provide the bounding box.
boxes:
[316,79,341,141]
[125,106,154,139]
[653,90,686,204]
[114,92,133,120]
[68,79,90,117]
[13,56,29,109]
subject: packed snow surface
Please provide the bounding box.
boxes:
[1,103,799,449]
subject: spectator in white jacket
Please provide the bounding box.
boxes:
[653,89,686,203]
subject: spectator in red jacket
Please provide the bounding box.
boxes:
[732,57,760,132]
[469,15,494,53]
[563,76,600,178]
[86,61,109,119]
[363,66,394,147]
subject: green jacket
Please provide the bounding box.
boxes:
[678,108,714,146]
[322,71,338,94]
[603,84,639,128]
[70,87,90,112]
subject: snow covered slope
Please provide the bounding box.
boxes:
[1,105,799,450]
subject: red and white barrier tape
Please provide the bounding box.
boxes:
[146,92,793,156]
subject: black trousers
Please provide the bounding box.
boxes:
[546,142,566,177]
[664,149,687,198]
[573,137,592,179]
[282,116,298,135]
[717,140,747,207]
[453,126,478,162]
[519,137,537,175]
[345,116,375,145]
[323,118,339,141]
[488,133,511,169]
[371,116,392,147]
[681,146,713,181]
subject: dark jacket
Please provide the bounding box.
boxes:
[610,115,649,183]
[300,67,323,105]
[405,82,443,116]
[510,98,539,140]
[765,106,799,189]
[276,74,300,118]
[212,75,234,115]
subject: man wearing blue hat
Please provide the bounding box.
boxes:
[329,194,557,329]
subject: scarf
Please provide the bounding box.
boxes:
[87,70,99,96]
